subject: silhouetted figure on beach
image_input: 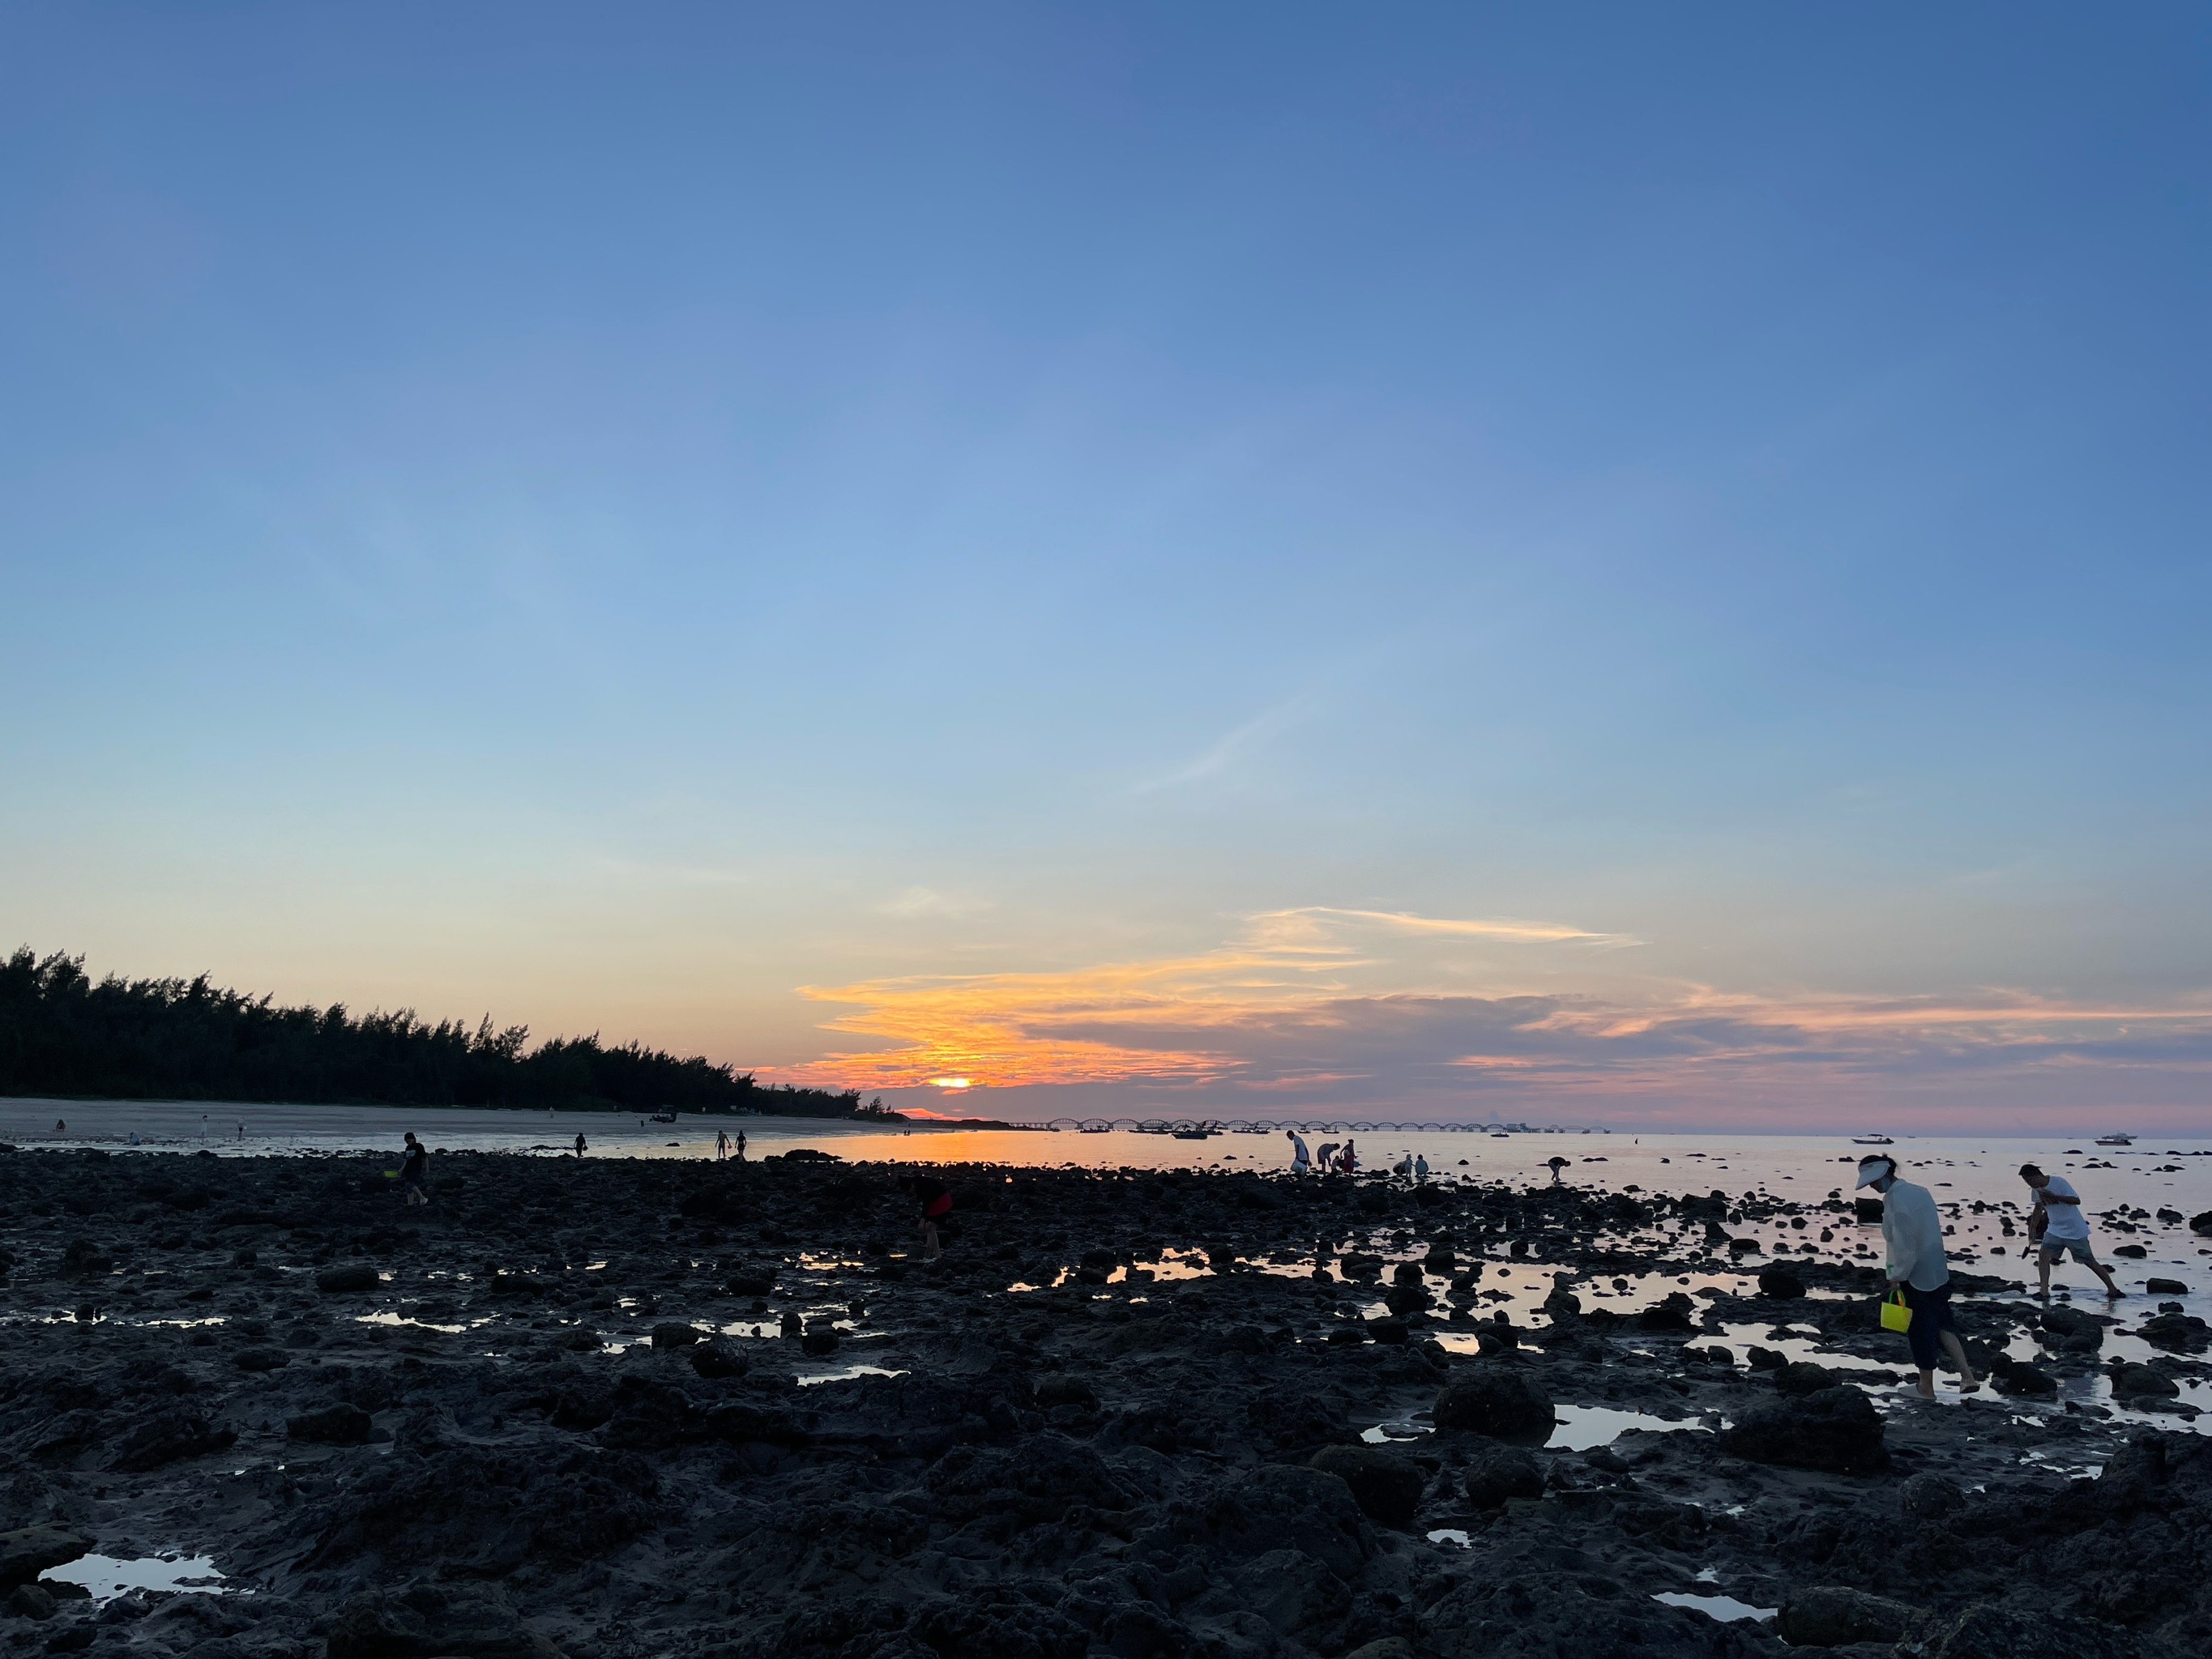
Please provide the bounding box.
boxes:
[399,1132,430,1206]
[574,1132,587,1158]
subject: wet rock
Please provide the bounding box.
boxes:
[1719,1384,1887,1473]
[60,1239,113,1275]
[1232,1547,1352,1637]
[648,1321,702,1348]
[1745,1346,1787,1371]
[1914,1601,2159,1659]
[106,1411,236,1473]
[327,1581,561,1659]
[1776,1584,1923,1647]
[2144,1277,2188,1295]
[288,1404,374,1445]
[2138,1311,2211,1354]
[1774,1360,1839,1397]
[2110,1362,2180,1399]
[1757,1267,1806,1299]
[0,1528,92,1590]
[314,1263,381,1294]
[2040,1304,2106,1352]
[10,1583,57,1619]
[2190,1211,2212,1237]
[1634,1293,1697,1333]
[1433,1367,1554,1443]
[689,1340,746,1380]
[1990,1356,2057,1397]
[1365,1315,1411,1345]
[1461,1444,1545,1508]
[1309,1444,1424,1529]
[1901,1471,1966,1519]
[1209,1463,1374,1580]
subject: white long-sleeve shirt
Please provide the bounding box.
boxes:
[1881,1179,1949,1291]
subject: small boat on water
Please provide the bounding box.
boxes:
[1851,1134,1894,1145]
[650,1111,678,1124]
[1078,1124,1112,1135]
[2095,1132,2134,1147]
[1171,1123,1220,1141]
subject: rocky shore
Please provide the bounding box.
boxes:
[3,1148,2210,1659]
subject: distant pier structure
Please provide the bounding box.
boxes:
[1021,1118,1611,1135]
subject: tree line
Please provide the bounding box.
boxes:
[0,948,895,1117]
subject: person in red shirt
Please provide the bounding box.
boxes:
[907,1174,951,1261]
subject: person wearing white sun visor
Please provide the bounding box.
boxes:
[1859,1154,1981,1401]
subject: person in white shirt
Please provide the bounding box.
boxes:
[1286,1131,1311,1173]
[1858,1154,1982,1400]
[2020,1163,2124,1299]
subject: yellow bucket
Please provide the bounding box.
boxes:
[1880,1286,1913,1333]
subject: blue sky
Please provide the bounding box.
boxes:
[3,6,2208,1129]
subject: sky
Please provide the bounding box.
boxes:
[2,6,2209,1132]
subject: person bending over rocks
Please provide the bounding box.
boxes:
[1860,1154,1979,1400]
[399,1132,431,1206]
[2021,1162,2124,1300]
[1287,1131,1311,1173]
[908,1174,951,1261]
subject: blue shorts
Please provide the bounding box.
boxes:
[2039,1236,2095,1265]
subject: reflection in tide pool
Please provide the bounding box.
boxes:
[1547,1403,1705,1451]
[1653,1591,1774,1623]
[44,1554,240,1603]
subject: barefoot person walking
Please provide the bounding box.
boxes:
[1859,1153,1981,1400]
[2021,1163,2125,1299]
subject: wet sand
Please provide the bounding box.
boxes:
[4,1146,2210,1658]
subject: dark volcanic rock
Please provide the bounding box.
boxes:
[689,1339,747,1380]
[1915,1601,2165,1659]
[0,1528,92,1590]
[2110,1362,2180,1399]
[288,1404,374,1444]
[1309,1444,1424,1529]
[105,1411,235,1473]
[1433,1367,1555,1442]
[327,1582,559,1659]
[2040,1304,2107,1352]
[1777,1584,1922,1647]
[1209,1463,1374,1580]
[2139,1311,2211,1354]
[1719,1384,1887,1473]
[1774,1360,1838,1397]
[648,1321,702,1348]
[315,1263,382,1294]
[1756,1266,1806,1299]
[1461,1444,1545,1508]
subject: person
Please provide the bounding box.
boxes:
[1393,1152,1413,1177]
[53,1119,66,1133]
[1286,1130,1311,1173]
[715,1129,730,1162]
[399,1132,431,1206]
[1339,1140,1360,1173]
[1547,1155,1570,1185]
[1414,1153,1428,1182]
[1859,1154,1980,1399]
[734,1130,747,1162]
[1315,1141,1339,1173]
[2021,1163,2124,1299]
[574,1131,587,1158]
[907,1174,951,1261]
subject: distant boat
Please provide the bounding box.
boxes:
[1078,1124,1112,1135]
[1171,1123,1219,1141]
[2095,1132,2133,1147]
[650,1111,677,1124]
[1851,1134,1894,1145]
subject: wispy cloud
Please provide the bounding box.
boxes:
[1132,688,1323,794]
[769,906,2212,1119]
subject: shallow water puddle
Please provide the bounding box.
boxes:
[1548,1403,1703,1450]
[44,1554,241,1603]
[795,1363,908,1388]
[1426,1529,1471,1547]
[1652,1591,1774,1623]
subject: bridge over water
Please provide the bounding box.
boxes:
[1010,1118,1612,1136]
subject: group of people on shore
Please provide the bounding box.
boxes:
[1860,1151,2129,1401]
[1285,1131,1366,1175]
